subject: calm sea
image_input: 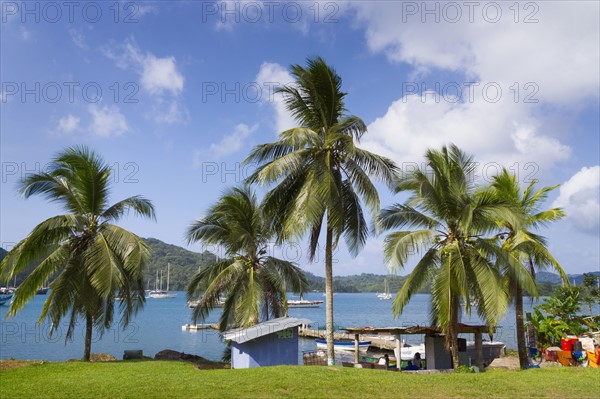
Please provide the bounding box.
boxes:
[1,292,593,362]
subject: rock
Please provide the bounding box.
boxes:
[154,349,229,369]
[487,355,520,370]
[154,349,186,361]
[123,350,144,360]
[154,349,204,363]
[90,353,117,362]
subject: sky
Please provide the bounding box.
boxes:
[1,1,599,277]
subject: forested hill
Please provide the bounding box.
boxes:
[0,239,597,294]
[304,272,412,293]
[143,238,216,291]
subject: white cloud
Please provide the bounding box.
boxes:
[350,1,599,106]
[104,39,184,96]
[360,92,571,174]
[135,3,158,17]
[553,166,600,235]
[152,100,189,125]
[255,62,296,134]
[56,114,80,135]
[102,39,187,124]
[69,28,88,50]
[193,123,258,168]
[19,26,30,41]
[209,123,258,159]
[212,1,311,34]
[88,105,129,137]
[140,54,184,95]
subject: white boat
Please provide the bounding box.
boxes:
[394,343,426,360]
[315,339,371,352]
[187,297,225,308]
[181,323,217,331]
[149,290,177,299]
[0,293,13,306]
[148,263,177,299]
[376,278,392,300]
[287,297,324,308]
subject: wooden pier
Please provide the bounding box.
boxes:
[182,323,219,331]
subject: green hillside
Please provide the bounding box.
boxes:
[143,238,216,291]
[1,239,597,295]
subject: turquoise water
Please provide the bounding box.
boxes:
[0,292,588,362]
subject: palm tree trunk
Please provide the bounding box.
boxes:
[83,311,93,361]
[514,281,529,368]
[325,224,335,366]
[450,300,460,369]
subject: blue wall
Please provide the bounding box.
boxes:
[231,327,299,368]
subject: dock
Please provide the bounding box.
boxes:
[182,323,219,331]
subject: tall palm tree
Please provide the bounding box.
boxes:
[186,186,308,331]
[379,145,519,368]
[491,169,567,368]
[0,146,155,361]
[244,57,397,365]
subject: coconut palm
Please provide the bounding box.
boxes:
[0,146,155,361]
[186,186,308,331]
[379,145,519,368]
[491,169,567,368]
[244,57,397,365]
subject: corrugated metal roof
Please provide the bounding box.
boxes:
[222,317,312,344]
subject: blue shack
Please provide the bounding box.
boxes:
[222,317,311,369]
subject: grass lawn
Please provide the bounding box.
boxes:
[1,360,598,398]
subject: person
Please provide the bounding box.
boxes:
[411,352,422,369]
[378,354,390,367]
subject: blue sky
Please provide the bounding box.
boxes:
[1,1,599,277]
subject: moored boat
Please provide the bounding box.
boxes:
[287,299,324,308]
[376,278,392,300]
[0,293,13,306]
[148,263,177,299]
[394,343,426,360]
[149,290,177,299]
[315,339,371,352]
[187,297,225,308]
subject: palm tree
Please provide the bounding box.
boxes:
[491,169,567,368]
[379,145,518,369]
[0,146,155,361]
[244,57,397,365]
[186,186,308,331]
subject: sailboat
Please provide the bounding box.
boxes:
[148,263,177,299]
[376,278,392,300]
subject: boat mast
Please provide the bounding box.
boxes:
[167,263,170,293]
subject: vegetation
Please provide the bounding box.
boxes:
[245,56,397,365]
[0,146,155,361]
[581,273,600,313]
[1,361,598,399]
[379,145,518,369]
[528,286,600,347]
[491,168,567,368]
[143,238,217,291]
[304,273,411,293]
[186,186,308,330]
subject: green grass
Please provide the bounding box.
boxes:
[1,360,598,398]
